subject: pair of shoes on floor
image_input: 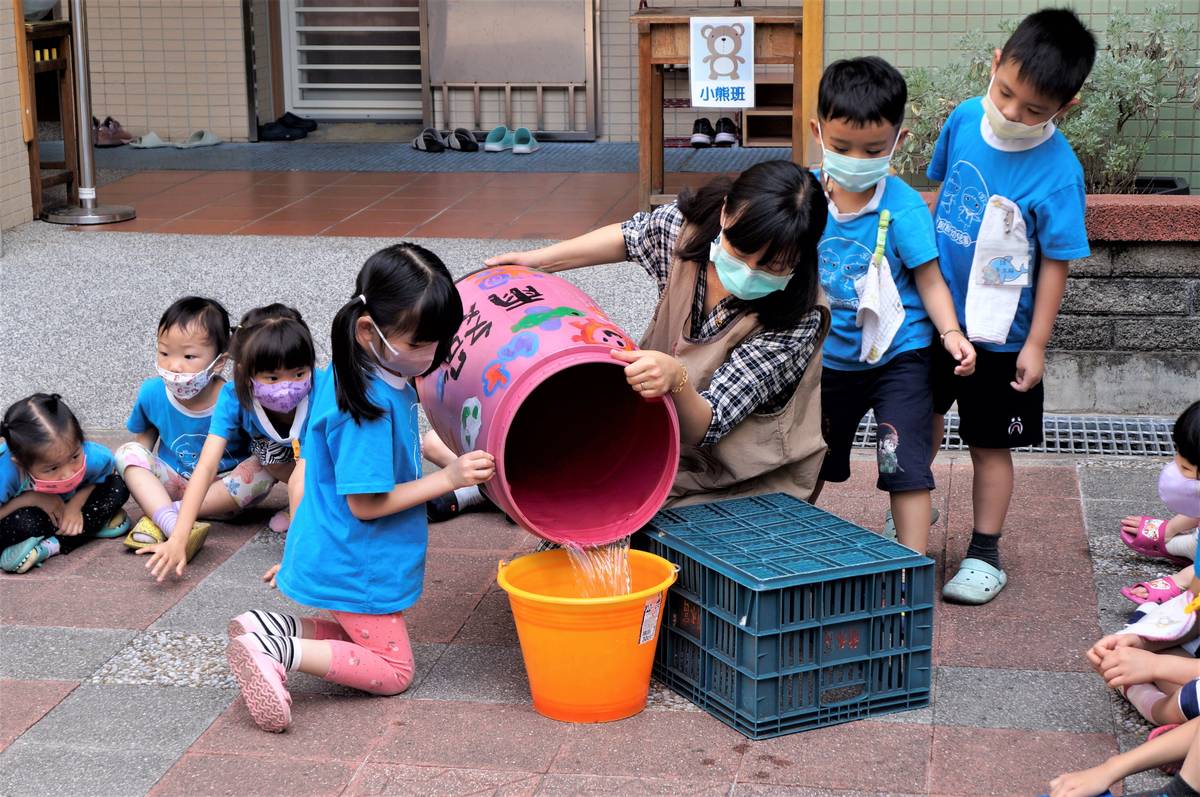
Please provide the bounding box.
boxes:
[691,117,738,148]
[413,127,480,153]
[128,130,223,149]
[483,125,538,154]
[123,516,210,562]
[93,116,133,147]
[259,112,317,142]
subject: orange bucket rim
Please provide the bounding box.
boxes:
[496,548,679,607]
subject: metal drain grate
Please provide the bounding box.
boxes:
[854,412,1177,457]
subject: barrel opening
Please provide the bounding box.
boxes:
[504,362,677,541]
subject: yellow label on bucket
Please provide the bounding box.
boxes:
[639,593,663,644]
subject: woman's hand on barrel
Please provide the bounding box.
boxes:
[611,349,683,399]
[485,249,544,269]
[447,450,497,489]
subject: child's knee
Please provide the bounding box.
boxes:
[114,441,152,475]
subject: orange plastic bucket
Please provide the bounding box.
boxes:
[497,549,678,723]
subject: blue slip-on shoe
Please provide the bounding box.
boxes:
[512,127,540,154]
[484,125,514,152]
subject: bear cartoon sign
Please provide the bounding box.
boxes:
[690,16,755,109]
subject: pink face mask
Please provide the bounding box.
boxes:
[30,455,87,494]
[1160,461,1200,518]
[368,317,438,378]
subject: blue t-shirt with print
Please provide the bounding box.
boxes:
[276,368,427,615]
[817,173,940,371]
[126,378,249,477]
[0,440,117,505]
[928,96,1090,352]
[208,375,318,447]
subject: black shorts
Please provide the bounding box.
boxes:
[819,348,936,493]
[931,346,1044,449]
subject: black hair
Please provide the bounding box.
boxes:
[817,56,907,128]
[999,8,1097,106]
[0,393,85,468]
[1175,400,1200,467]
[157,296,232,353]
[673,160,827,330]
[332,242,463,423]
[229,304,316,409]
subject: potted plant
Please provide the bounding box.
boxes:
[894,4,1200,195]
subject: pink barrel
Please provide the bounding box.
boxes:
[416,266,680,546]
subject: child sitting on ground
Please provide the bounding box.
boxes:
[1120,401,1200,604]
[226,244,494,732]
[927,9,1097,604]
[118,297,273,563]
[1048,717,1200,797]
[0,394,131,573]
[806,56,975,555]
[138,304,317,581]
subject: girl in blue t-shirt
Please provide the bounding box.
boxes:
[139,304,317,582]
[224,243,495,733]
[118,297,274,559]
[0,394,131,573]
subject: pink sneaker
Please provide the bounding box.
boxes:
[226,634,292,733]
[227,611,256,640]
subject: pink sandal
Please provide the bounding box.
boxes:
[1120,516,1191,566]
[1119,576,1183,605]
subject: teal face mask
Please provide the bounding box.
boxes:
[818,123,899,193]
[710,234,792,300]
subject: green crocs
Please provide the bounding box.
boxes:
[94,509,132,539]
[512,126,540,154]
[484,125,514,152]
[1,537,50,574]
[942,557,1007,605]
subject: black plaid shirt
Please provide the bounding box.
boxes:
[621,204,822,447]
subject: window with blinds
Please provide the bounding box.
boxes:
[280,0,424,119]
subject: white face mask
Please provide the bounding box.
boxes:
[157,356,220,400]
[368,317,438,378]
[982,76,1058,140]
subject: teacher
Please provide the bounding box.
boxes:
[484,159,830,507]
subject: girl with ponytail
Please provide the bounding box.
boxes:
[225,243,494,733]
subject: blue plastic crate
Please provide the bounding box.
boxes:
[634,493,935,739]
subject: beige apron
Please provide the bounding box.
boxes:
[640,247,830,507]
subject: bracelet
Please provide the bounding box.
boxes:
[670,362,689,394]
[940,328,964,343]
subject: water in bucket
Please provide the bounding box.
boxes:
[562,538,633,598]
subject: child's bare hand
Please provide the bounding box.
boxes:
[57,505,84,536]
[1048,762,1117,797]
[136,539,188,582]
[262,563,281,588]
[943,331,976,376]
[447,450,495,489]
[1087,633,1143,670]
[1011,342,1045,392]
[1099,645,1160,687]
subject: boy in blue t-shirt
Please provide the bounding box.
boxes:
[811,57,976,555]
[929,9,1096,604]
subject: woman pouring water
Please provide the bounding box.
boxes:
[426,160,830,517]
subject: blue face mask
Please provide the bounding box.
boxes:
[818,123,900,193]
[710,234,792,300]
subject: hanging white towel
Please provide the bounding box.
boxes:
[855,210,906,364]
[964,195,1032,345]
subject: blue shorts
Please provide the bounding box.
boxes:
[818,348,936,494]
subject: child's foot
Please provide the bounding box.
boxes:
[0,537,59,573]
[94,509,132,539]
[426,485,493,523]
[942,558,1007,604]
[1120,576,1183,605]
[881,507,941,541]
[268,510,290,533]
[226,634,292,732]
[124,516,166,549]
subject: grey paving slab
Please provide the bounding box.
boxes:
[1077,459,1171,505]
[933,667,1111,733]
[734,787,924,797]
[0,741,177,797]
[0,626,135,681]
[0,225,657,430]
[149,580,311,635]
[537,774,732,795]
[412,643,531,704]
[18,684,232,752]
[88,631,236,689]
[199,530,287,587]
